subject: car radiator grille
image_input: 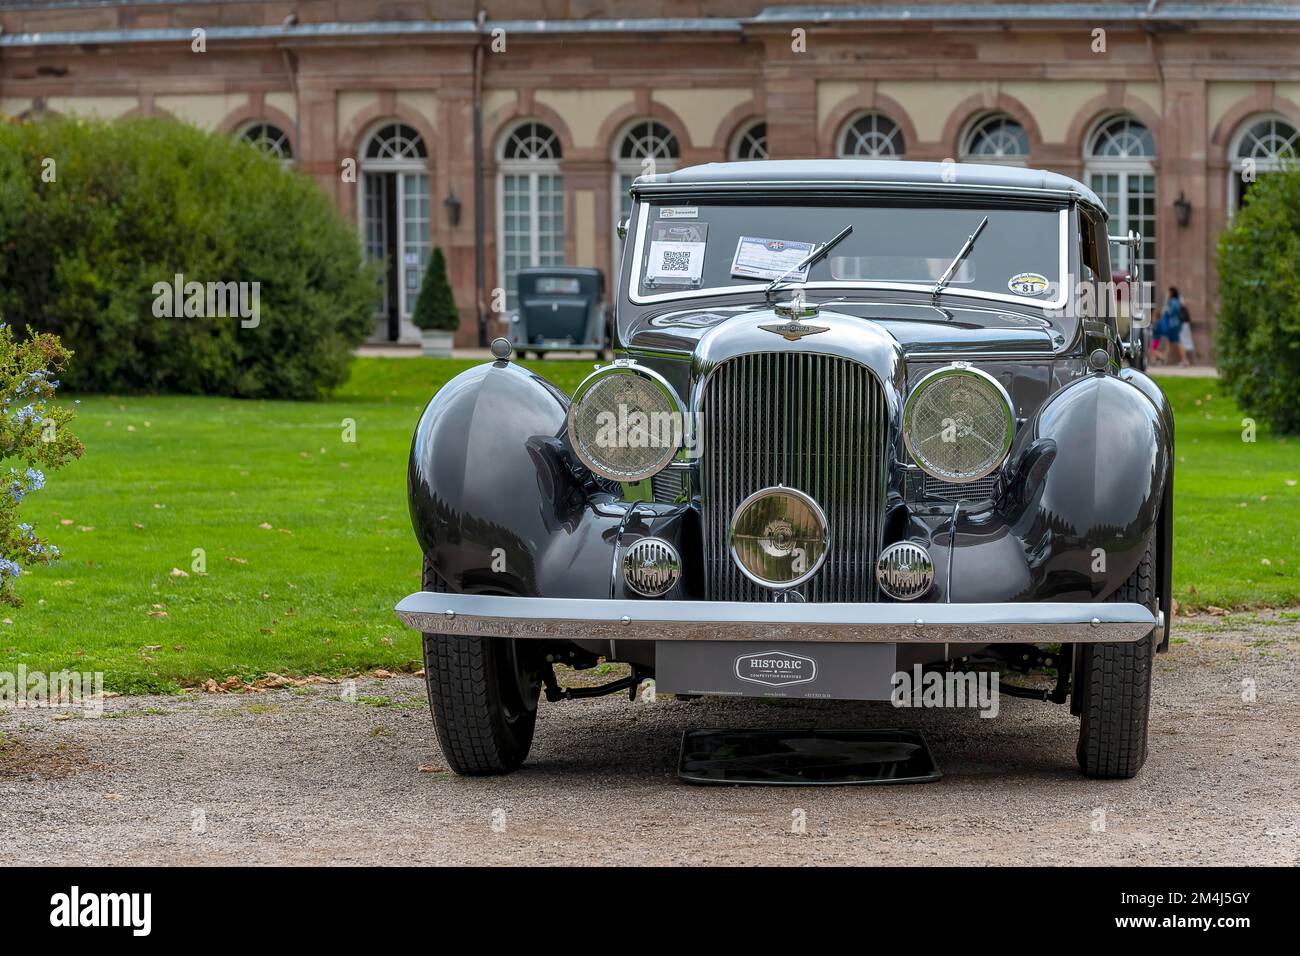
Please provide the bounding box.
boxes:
[700,352,889,602]
[923,474,997,502]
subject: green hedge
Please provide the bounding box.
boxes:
[0,117,377,399]
[1216,166,1300,435]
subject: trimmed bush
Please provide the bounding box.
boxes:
[412,247,458,332]
[1216,165,1300,435]
[0,117,378,399]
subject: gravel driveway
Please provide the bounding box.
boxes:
[3,612,1297,866]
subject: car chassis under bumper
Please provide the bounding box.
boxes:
[395,592,1157,644]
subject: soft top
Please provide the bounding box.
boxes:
[632,159,1104,212]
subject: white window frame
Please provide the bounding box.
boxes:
[837,111,904,159]
[1084,115,1156,286]
[960,113,1030,166]
[357,122,430,327]
[1227,113,1300,215]
[612,120,679,273]
[730,120,768,161]
[237,120,294,163]
[497,121,564,312]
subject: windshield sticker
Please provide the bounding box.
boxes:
[658,206,698,219]
[1008,272,1049,296]
[646,221,708,287]
[731,236,816,282]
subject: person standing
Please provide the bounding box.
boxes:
[1177,294,1195,365]
[1156,287,1187,366]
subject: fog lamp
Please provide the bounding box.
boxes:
[876,542,934,601]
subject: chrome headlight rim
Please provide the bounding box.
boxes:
[566,360,685,483]
[902,362,1015,485]
[728,485,830,591]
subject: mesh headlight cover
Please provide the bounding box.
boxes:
[903,365,1014,483]
[567,366,682,482]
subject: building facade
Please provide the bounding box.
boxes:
[3,1,1299,356]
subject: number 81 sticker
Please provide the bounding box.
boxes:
[1008,272,1049,296]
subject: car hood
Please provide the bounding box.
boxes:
[623,299,1068,359]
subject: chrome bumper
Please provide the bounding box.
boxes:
[394,593,1157,644]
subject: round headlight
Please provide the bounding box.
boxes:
[729,486,829,590]
[903,364,1014,484]
[566,363,682,482]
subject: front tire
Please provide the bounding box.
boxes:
[1074,544,1157,779]
[420,558,541,775]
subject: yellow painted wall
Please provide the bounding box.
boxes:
[654,87,751,147]
[337,91,378,143]
[999,80,1107,142]
[535,89,635,149]
[46,95,139,119]
[1208,81,1257,132]
[397,91,438,132]
[817,80,861,131]
[875,81,980,142]
[264,91,297,123]
[154,93,247,129]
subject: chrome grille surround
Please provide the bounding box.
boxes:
[700,352,890,602]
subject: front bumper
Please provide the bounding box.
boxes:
[394,593,1157,644]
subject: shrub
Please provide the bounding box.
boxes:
[0,117,378,399]
[411,248,459,332]
[0,323,82,606]
[1216,165,1300,434]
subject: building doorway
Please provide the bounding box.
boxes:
[360,123,430,343]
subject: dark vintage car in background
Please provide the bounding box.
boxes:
[506,265,610,359]
[397,160,1174,781]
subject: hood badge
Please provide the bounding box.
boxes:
[763,291,828,341]
[760,320,830,342]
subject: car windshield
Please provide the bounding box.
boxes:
[630,199,1066,307]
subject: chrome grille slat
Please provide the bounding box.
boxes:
[701,352,889,603]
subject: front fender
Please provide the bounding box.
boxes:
[407,360,623,598]
[946,372,1171,602]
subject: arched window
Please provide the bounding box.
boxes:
[1085,115,1156,286]
[1230,115,1300,209]
[838,112,904,158]
[730,120,768,161]
[238,122,293,162]
[360,122,431,342]
[613,120,680,271]
[364,122,427,161]
[498,121,565,311]
[961,114,1030,165]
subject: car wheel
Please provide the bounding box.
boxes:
[1074,543,1156,779]
[420,557,542,775]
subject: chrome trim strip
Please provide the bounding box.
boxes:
[627,204,1072,310]
[395,592,1157,644]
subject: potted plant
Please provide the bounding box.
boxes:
[412,247,458,357]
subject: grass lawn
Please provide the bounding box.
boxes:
[3,360,1296,693]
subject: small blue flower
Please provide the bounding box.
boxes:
[11,404,40,426]
[0,557,21,580]
[24,468,44,491]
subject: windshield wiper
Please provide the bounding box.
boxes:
[764,224,853,300]
[931,215,988,303]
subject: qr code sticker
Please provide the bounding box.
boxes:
[661,250,691,272]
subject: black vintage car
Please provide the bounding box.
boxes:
[398,160,1173,780]
[507,266,610,359]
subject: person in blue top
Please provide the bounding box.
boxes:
[1154,286,1189,366]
